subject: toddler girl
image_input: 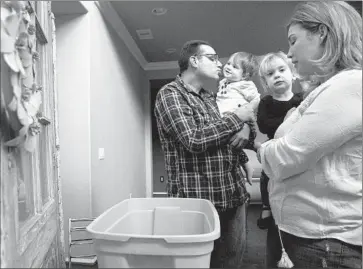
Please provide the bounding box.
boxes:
[256,52,303,229]
[217,51,261,185]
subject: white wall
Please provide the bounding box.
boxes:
[56,13,93,258]
[55,1,148,260]
[87,3,148,215]
[56,14,92,217]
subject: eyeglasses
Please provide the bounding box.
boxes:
[195,54,219,63]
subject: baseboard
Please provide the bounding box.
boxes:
[152,192,168,197]
[248,201,262,205]
[65,256,97,265]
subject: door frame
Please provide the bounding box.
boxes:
[0,1,65,267]
[51,9,66,265]
[145,78,176,198]
[145,80,153,197]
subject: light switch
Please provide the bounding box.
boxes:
[98,148,105,160]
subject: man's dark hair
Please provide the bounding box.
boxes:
[178,40,211,74]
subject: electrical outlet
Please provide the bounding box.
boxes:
[160,176,164,182]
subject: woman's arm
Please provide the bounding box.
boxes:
[260,75,362,180]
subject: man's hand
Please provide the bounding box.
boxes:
[230,125,251,149]
[232,104,255,122]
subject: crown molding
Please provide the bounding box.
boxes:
[95,2,231,74]
[94,1,180,74]
[144,56,230,72]
[95,1,148,68]
[144,61,179,71]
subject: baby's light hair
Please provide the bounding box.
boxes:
[258,52,297,92]
[229,52,257,81]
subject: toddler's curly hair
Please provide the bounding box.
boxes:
[229,52,258,81]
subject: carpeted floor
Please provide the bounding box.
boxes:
[243,204,267,267]
[67,204,267,269]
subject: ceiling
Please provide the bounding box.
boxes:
[52,1,361,71]
[110,1,300,64]
[108,0,362,68]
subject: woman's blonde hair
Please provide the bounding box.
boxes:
[287,1,362,77]
[258,52,297,92]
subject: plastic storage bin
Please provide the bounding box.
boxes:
[86,198,220,268]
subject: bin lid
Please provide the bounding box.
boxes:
[86,198,220,243]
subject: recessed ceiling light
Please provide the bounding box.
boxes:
[152,7,167,16]
[166,48,176,54]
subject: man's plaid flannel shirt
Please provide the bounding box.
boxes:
[154,76,256,211]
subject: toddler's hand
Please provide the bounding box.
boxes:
[254,141,262,152]
[246,176,252,186]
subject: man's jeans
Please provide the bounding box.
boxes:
[266,225,362,268]
[210,203,248,268]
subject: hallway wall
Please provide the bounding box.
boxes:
[88,3,148,215]
[55,1,148,260]
[56,11,93,260]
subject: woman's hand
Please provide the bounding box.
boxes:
[284,107,296,121]
[256,147,262,163]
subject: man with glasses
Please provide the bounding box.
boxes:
[154,40,256,268]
